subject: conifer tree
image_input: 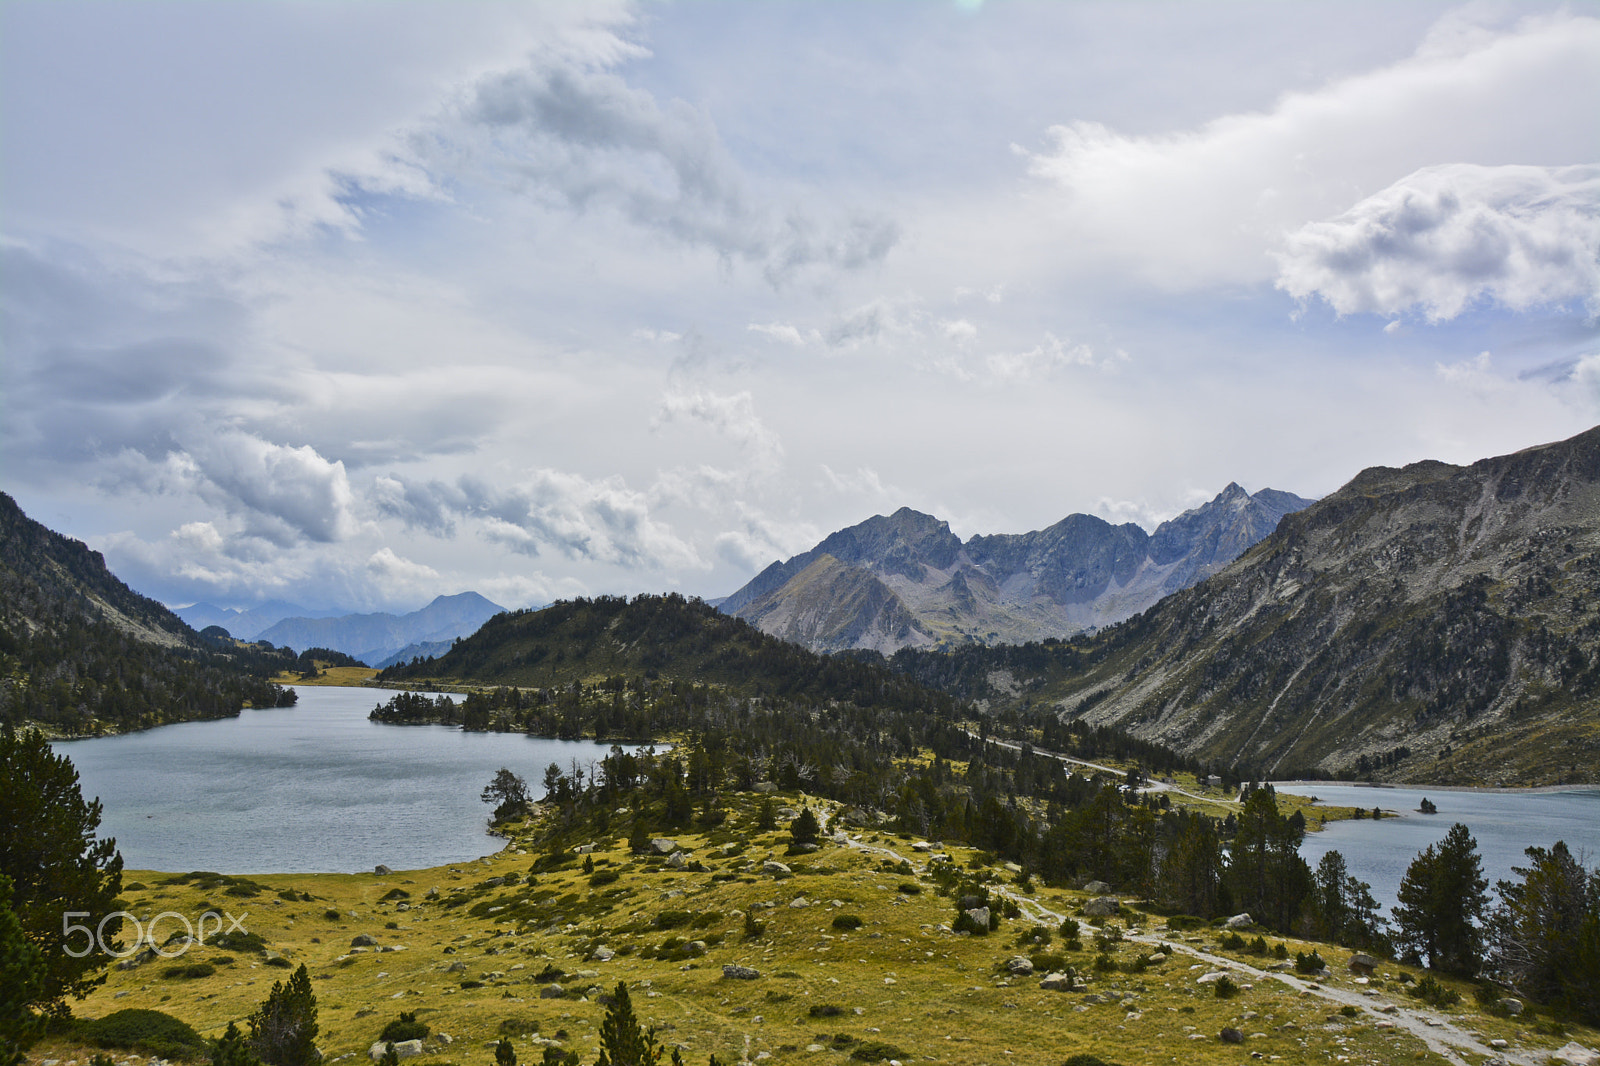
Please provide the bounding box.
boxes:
[1394,823,1487,976]
[0,874,45,1066]
[248,964,321,1066]
[494,1039,515,1066]
[595,981,660,1066]
[211,1022,262,1066]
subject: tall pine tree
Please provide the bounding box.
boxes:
[1394,823,1487,976]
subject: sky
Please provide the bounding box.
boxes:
[3,0,1598,614]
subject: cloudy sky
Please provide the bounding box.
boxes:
[3,1,1598,614]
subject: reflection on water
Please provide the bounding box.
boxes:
[52,687,644,874]
[1276,782,1600,916]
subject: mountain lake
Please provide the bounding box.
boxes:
[51,686,651,874]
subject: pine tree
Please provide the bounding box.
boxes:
[0,874,45,1066]
[789,807,821,847]
[211,1022,262,1066]
[1394,823,1487,976]
[248,964,321,1066]
[0,725,124,1013]
[494,1039,515,1066]
[1488,840,1600,1022]
[595,981,660,1066]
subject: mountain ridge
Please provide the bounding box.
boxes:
[721,484,1315,653]
[252,591,508,666]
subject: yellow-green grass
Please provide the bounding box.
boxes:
[270,666,381,687]
[32,792,1593,1066]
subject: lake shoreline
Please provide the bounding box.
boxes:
[1276,779,1600,798]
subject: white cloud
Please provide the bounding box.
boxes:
[1276,164,1600,320]
[820,464,893,498]
[652,389,784,471]
[747,322,811,346]
[194,433,360,545]
[941,318,977,342]
[984,334,1117,382]
[1023,12,1600,290]
[365,547,442,601]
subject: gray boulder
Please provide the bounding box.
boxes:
[591,946,615,962]
[1083,880,1112,894]
[963,906,990,930]
[374,865,393,875]
[649,839,679,856]
[351,934,378,947]
[1038,972,1076,992]
[368,1041,423,1062]
[538,984,565,999]
[761,860,791,876]
[1220,1028,1244,1044]
[1497,997,1523,1016]
[1006,956,1034,976]
[1348,953,1378,974]
[723,964,760,980]
[753,782,778,794]
[1083,897,1120,917]
[1223,913,1253,929]
[666,852,688,869]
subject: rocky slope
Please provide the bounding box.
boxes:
[890,427,1600,785]
[721,484,1313,653]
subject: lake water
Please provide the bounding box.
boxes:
[51,687,644,875]
[1276,782,1600,917]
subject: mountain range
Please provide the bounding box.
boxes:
[884,426,1600,785]
[718,483,1314,653]
[185,592,509,668]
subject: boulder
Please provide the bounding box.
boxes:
[1551,1043,1599,1066]
[761,861,791,876]
[367,1041,423,1062]
[351,934,378,947]
[374,865,393,875]
[1083,881,1112,894]
[425,886,440,899]
[574,844,596,854]
[1220,1028,1244,1044]
[1038,971,1075,992]
[591,946,615,962]
[1083,897,1120,917]
[911,842,933,852]
[1223,913,1253,929]
[446,961,466,973]
[685,941,707,957]
[722,964,760,980]
[753,782,778,794]
[1497,997,1523,1016]
[1348,953,1378,975]
[963,906,990,929]
[789,897,811,909]
[1006,956,1034,976]
[789,843,820,854]
[649,839,679,856]
[1197,971,1228,984]
[395,902,410,912]
[666,852,688,869]
[538,984,565,999]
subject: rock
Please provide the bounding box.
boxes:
[351,934,378,947]
[1039,972,1075,992]
[395,902,410,912]
[1083,897,1120,917]
[753,781,778,794]
[1083,881,1112,894]
[762,861,791,876]
[790,843,820,854]
[374,865,393,876]
[667,852,688,869]
[1003,862,1023,874]
[964,906,990,930]
[591,946,615,962]
[723,964,760,980]
[539,984,565,999]
[686,941,707,957]
[649,839,679,856]
[368,1041,422,1062]
[1552,1043,1600,1066]
[1006,956,1034,976]
[790,897,811,908]
[777,807,800,820]
[425,886,440,899]
[1223,913,1253,930]
[1196,971,1228,984]
[483,876,505,887]
[1220,1028,1244,1044]
[433,1035,452,1048]
[1497,997,1523,1016]
[1348,953,1378,975]
[446,961,466,973]
[574,844,596,854]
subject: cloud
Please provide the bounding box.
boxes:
[652,389,784,471]
[450,54,897,284]
[747,322,812,346]
[984,334,1123,381]
[365,547,442,601]
[373,475,467,536]
[711,506,821,571]
[1275,164,1600,320]
[193,433,360,545]
[1023,12,1600,290]
[820,464,894,498]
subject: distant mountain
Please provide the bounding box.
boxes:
[174,600,344,641]
[369,640,455,671]
[885,427,1600,786]
[0,493,293,732]
[720,484,1314,653]
[254,592,507,665]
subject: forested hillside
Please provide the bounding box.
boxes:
[0,493,296,733]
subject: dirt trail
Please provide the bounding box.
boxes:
[816,806,1541,1066]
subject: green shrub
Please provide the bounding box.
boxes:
[322,909,342,921]
[160,963,215,980]
[848,1041,905,1062]
[1410,974,1461,1008]
[1219,932,1246,950]
[743,912,766,940]
[1061,1055,1122,1066]
[1165,915,1202,931]
[1058,918,1080,940]
[265,956,292,969]
[895,883,921,895]
[211,930,268,954]
[808,1005,845,1018]
[831,915,864,931]
[1273,942,1290,959]
[534,964,565,984]
[380,889,410,901]
[1092,954,1116,972]
[379,1013,429,1043]
[1339,1005,1359,1018]
[654,910,693,930]
[80,1009,207,1060]
[1213,974,1239,999]
[1248,936,1269,955]
[1294,950,1326,974]
[588,869,620,888]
